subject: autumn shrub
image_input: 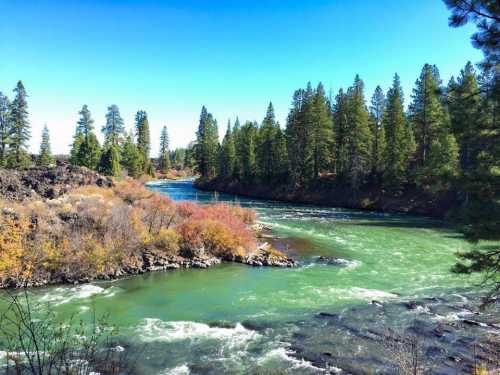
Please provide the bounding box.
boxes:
[113,178,153,204]
[151,228,181,255]
[134,194,177,235]
[0,181,258,286]
[177,217,254,258]
[176,201,198,218]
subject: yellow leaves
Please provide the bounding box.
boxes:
[153,228,180,254]
[474,364,490,375]
[0,215,29,278]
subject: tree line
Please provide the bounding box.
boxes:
[196,61,490,195]
[0,86,194,176]
[195,59,498,245]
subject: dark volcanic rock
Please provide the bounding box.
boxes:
[0,163,113,201]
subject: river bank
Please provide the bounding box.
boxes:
[195,177,459,218]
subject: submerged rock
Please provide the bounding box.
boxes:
[315,256,358,267]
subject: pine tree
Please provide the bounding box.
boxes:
[232,117,243,180]
[382,74,415,188]
[0,93,10,167]
[69,129,84,166]
[410,64,459,187]
[159,126,171,173]
[369,85,386,177]
[240,121,257,184]
[195,106,219,179]
[37,125,53,167]
[102,104,124,147]
[220,121,236,179]
[257,102,281,182]
[99,105,124,177]
[345,75,373,189]
[272,125,288,182]
[99,144,121,177]
[121,131,143,178]
[447,62,481,172]
[311,83,334,179]
[71,105,101,170]
[333,88,350,177]
[135,110,151,171]
[8,81,31,168]
[286,84,315,187]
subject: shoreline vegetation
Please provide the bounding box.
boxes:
[0,165,294,289]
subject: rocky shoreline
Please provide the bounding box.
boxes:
[0,246,296,289]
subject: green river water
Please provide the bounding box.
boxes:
[2,179,492,374]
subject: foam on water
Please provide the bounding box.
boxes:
[161,364,190,375]
[137,319,259,348]
[38,284,119,306]
[309,286,398,301]
[258,347,325,373]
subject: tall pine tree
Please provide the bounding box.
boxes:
[311,83,334,179]
[369,85,386,177]
[410,64,459,188]
[159,126,171,174]
[257,102,279,182]
[71,105,101,170]
[382,74,415,188]
[220,121,236,179]
[8,81,31,168]
[135,110,151,172]
[99,105,124,177]
[447,62,481,172]
[195,106,219,179]
[333,88,350,177]
[0,93,10,167]
[345,75,373,189]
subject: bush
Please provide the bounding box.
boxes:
[151,228,180,255]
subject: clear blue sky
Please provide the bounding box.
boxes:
[0,0,482,155]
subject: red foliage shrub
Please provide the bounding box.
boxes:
[176,204,256,258]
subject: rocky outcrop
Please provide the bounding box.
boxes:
[0,163,112,201]
[239,246,297,268]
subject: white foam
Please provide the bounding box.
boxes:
[38,285,118,306]
[259,347,325,373]
[137,319,259,349]
[348,287,398,300]
[432,310,475,322]
[161,364,190,375]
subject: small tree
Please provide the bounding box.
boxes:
[99,144,121,177]
[121,131,143,178]
[37,125,53,167]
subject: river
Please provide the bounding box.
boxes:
[2,179,497,374]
